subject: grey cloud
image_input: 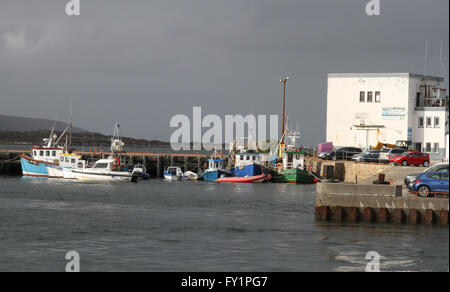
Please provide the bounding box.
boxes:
[0,0,448,145]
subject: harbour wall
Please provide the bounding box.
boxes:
[306,158,391,183]
[316,183,449,225]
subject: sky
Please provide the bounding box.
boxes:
[0,0,448,146]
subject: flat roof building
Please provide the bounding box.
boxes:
[326,73,449,161]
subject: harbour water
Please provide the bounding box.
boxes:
[0,176,448,272]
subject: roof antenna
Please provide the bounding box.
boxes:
[423,40,429,79]
[439,40,445,76]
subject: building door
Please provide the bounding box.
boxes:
[415,143,422,152]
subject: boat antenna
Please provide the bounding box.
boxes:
[69,101,73,148]
[439,40,445,77]
[423,40,429,79]
[48,117,57,147]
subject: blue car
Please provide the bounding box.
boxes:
[411,172,449,197]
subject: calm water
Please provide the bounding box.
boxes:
[0,176,448,272]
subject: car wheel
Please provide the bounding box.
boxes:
[423,161,429,167]
[401,160,408,166]
[417,185,431,197]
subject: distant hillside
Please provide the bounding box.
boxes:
[0,114,87,133]
[0,114,170,147]
[0,130,171,147]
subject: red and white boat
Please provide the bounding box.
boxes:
[217,174,268,183]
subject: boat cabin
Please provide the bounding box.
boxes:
[282,151,306,170]
[59,153,85,169]
[92,159,114,170]
[32,147,65,164]
[235,153,263,167]
[208,159,225,170]
[166,167,184,176]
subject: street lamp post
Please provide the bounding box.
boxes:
[280,77,290,145]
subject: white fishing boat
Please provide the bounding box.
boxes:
[163,166,186,181]
[64,123,145,182]
[70,157,137,182]
[20,115,75,178]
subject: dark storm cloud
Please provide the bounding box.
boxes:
[0,0,448,145]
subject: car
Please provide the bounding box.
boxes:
[404,162,449,188]
[318,151,330,160]
[379,148,407,163]
[351,150,381,162]
[324,147,363,161]
[389,151,430,167]
[411,172,449,197]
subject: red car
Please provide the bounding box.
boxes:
[389,151,430,167]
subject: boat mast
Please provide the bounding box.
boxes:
[280,77,290,146]
[69,101,73,148]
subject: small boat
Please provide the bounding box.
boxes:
[64,123,148,182]
[70,158,137,182]
[163,166,186,181]
[269,128,316,184]
[229,137,268,178]
[20,119,74,178]
[200,149,232,182]
[184,171,199,181]
[217,174,267,183]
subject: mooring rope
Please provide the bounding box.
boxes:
[0,156,21,163]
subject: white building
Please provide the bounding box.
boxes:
[326,73,449,161]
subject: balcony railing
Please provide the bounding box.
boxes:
[416,97,449,108]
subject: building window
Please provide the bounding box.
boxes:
[425,143,432,153]
[426,117,432,128]
[52,151,56,156]
[40,151,44,156]
[434,117,440,128]
[375,91,381,102]
[46,151,50,156]
[434,143,439,153]
[367,92,373,103]
[360,91,365,102]
[418,117,424,128]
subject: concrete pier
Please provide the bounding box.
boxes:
[316,183,449,225]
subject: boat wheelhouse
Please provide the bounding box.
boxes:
[201,149,231,181]
[233,147,265,177]
[46,152,85,178]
